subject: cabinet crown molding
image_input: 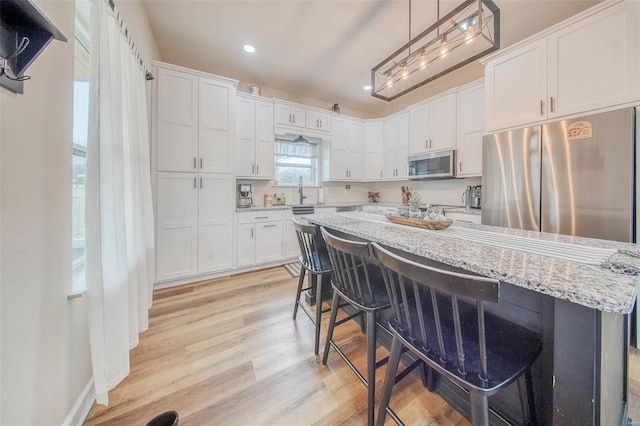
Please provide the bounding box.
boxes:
[152,60,239,87]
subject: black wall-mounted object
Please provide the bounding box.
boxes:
[0,0,67,94]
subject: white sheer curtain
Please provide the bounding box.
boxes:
[86,0,155,405]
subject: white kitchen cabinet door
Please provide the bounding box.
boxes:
[547,1,640,119]
[284,219,300,259]
[383,117,398,179]
[429,93,456,152]
[329,117,349,179]
[348,121,364,180]
[255,222,283,264]
[235,96,256,176]
[199,77,234,173]
[395,113,410,179]
[305,111,332,132]
[485,39,547,132]
[364,121,384,180]
[156,172,198,281]
[255,100,274,178]
[156,68,198,172]
[274,103,305,128]
[457,82,484,177]
[236,224,255,267]
[198,174,233,274]
[409,103,429,155]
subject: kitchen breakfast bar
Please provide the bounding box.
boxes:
[305,211,640,426]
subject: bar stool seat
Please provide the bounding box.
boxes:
[292,217,333,355]
[373,243,542,426]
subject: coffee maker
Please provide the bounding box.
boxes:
[462,185,482,209]
[237,184,254,208]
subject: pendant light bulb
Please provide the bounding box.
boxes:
[440,36,448,58]
[419,52,428,70]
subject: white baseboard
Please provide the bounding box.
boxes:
[63,377,95,426]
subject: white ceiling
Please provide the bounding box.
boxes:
[141,0,600,117]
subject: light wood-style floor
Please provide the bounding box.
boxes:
[84,266,640,426]
[84,267,468,426]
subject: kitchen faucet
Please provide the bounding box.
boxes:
[298,176,306,204]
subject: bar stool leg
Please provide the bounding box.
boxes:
[322,291,341,365]
[293,267,307,320]
[470,390,489,426]
[524,368,537,425]
[314,273,324,355]
[376,334,403,426]
[366,311,377,426]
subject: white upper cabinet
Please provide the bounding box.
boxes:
[547,1,640,118]
[364,121,384,180]
[306,111,332,132]
[456,81,485,177]
[199,77,234,173]
[323,117,364,181]
[156,68,199,172]
[409,92,456,154]
[235,95,274,178]
[156,66,236,173]
[484,39,547,132]
[383,112,409,180]
[484,0,640,132]
[274,102,305,128]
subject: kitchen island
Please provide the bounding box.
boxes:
[306,211,640,425]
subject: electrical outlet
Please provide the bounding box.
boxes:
[345,184,351,190]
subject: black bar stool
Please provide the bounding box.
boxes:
[372,243,542,426]
[292,217,333,355]
[320,228,424,426]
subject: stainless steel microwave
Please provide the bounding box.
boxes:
[407,149,456,180]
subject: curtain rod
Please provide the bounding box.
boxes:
[105,0,154,80]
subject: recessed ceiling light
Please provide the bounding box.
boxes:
[243,44,256,53]
[363,85,372,91]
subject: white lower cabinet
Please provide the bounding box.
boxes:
[284,212,299,259]
[156,172,233,282]
[236,210,284,268]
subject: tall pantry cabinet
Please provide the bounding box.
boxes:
[153,62,237,283]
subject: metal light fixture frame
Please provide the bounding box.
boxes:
[371,0,500,101]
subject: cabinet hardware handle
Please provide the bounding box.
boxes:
[251,228,254,238]
[252,164,255,174]
[200,157,203,169]
[459,161,462,172]
[429,139,432,149]
[550,96,556,113]
[200,177,203,188]
[255,216,269,219]
[289,113,292,123]
[256,164,259,174]
[263,224,278,228]
[346,170,348,178]
[319,119,322,128]
[316,118,319,128]
[193,177,196,189]
[292,114,295,124]
[380,170,383,178]
[540,100,545,116]
[425,140,428,149]
[193,157,197,169]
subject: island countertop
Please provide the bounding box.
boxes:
[306,212,640,314]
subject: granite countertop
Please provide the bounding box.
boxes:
[305,212,640,314]
[235,202,369,212]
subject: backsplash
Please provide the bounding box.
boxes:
[237,177,482,207]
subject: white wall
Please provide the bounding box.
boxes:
[0,1,161,424]
[0,1,82,424]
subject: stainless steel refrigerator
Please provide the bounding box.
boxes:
[482,108,635,243]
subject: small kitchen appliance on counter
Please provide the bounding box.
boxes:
[462,185,481,209]
[237,183,254,208]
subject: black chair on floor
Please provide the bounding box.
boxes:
[320,228,424,426]
[292,217,333,355]
[372,243,542,426]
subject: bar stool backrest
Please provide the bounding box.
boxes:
[292,217,331,272]
[371,242,500,382]
[321,227,381,308]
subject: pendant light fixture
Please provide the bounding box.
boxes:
[371,0,500,101]
[292,135,309,144]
